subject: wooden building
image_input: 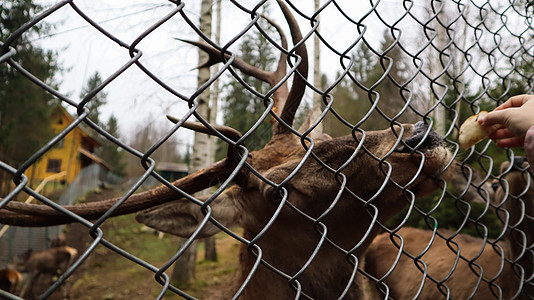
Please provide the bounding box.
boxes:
[25,106,109,184]
[156,162,189,182]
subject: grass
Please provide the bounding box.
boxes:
[67,211,241,299]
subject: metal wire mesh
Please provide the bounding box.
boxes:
[0,0,533,299]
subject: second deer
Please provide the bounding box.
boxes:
[365,157,534,299]
[16,243,78,299]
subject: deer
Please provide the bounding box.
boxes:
[15,244,78,299]
[0,267,22,296]
[364,157,534,299]
[0,1,454,298]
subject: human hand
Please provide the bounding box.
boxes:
[477,94,534,148]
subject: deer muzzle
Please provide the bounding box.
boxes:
[398,121,444,153]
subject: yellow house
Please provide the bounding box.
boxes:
[25,106,109,184]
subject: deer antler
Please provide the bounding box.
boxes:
[166,115,242,142]
[180,11,288,89]
[0,158,238,226]
[0,0,306,227]
[180,0,308,133]
[274,0,308,133]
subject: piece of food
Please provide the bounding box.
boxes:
[458,111,500,149]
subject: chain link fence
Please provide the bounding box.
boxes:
[1,0,533,299]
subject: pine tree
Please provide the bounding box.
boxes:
[80,72,107,126]
[364,33,415,128]
[98,115,126,176]
[0,0,60,191]
[325,31,412,136]
[216,5,276,160]
[79,71,126,176]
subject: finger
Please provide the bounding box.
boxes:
[478,109,508,126]
[494,94,532,110]
[495,137,524,148]
[488,127,513,140]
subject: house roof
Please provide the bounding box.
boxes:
[53,105,100,147]
[79,148,111,171]
[156,162,189,173]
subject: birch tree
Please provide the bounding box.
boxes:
[171,0,213,286]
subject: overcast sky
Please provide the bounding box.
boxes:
[31,0,525,152]
[31,0,404,148]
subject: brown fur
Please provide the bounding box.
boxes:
[365,161,533,299]
[17,246,78,299]
[137,125,453,299]
[18,246,78,275]
[0,268,22,295]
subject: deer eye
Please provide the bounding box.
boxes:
[491,181,500,192]
[264,186,286,204]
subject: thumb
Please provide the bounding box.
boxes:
[478,110,508,127]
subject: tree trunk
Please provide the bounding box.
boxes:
[311,0,323,136]
[170,0,213,286]
[191,0,214,169]
[431,4,447,136]
[201,0,223,263]
[204,237,218,261]
[170,239,198,287]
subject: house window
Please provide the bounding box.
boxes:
[46,159,61,173]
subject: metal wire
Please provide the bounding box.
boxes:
[1,0,533,299]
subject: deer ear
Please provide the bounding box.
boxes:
[135,187,244,238]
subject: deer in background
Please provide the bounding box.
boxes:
[365,157,534,299]
[13,234,78,299]
[0,1,453,298]
[0,267,22,296]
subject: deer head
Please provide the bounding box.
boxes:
[0,1,453,298]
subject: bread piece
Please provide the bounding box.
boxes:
[458,111,499,149]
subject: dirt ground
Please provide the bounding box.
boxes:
[35,188,240,300]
